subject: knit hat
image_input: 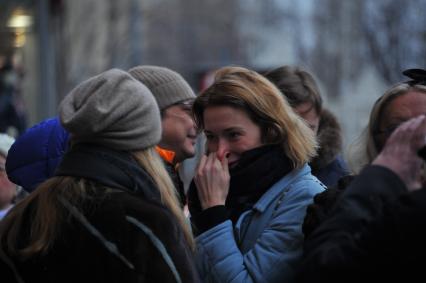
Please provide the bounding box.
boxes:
[59,69,161,151]
[6,117,69,192]
[0,133,15,157]
[128,65,195,110]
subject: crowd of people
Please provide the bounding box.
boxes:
[0,63,424,283]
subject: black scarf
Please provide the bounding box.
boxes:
[55,144,162,204]
[188,144,293,223]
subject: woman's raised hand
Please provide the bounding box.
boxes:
[194,152,230,210]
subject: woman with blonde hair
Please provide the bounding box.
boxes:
[0,69,199,283]
[351,68,426,173]
[187,66,324,282]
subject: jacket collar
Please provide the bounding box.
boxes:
[252,163,312,213]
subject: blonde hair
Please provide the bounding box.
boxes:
[132,148,194,249]
[349,83,426,172]
[193,66,317,168]
[0,147,194,260]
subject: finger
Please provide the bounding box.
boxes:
[221,153,229,173]
[196,154,207,175]
[387,115,424,149]
[412,115,426,150]
[205,151,217,170]
[402,116,426,151]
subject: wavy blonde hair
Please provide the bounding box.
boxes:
[0,147,194,260]
[349,83,426,172]
[193,66,317,168]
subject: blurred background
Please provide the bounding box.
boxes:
[1,0,426,155]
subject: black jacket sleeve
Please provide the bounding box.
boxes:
[298,165,408,282]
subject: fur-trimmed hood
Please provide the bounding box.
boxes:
[310,109,343,172]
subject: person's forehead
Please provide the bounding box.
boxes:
[383,91,426,122]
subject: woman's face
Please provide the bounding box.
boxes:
[294,102,320,135]
[377,91,426,148]
[203,105,263,167]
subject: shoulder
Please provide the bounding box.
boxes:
[259,166,325,223]
[255,164,324,210]
[315,155,350,187]
[85,191,197,283]
[88,191,185,259]
[288,166,326,197]
[266,167,326,224]
[100,191,178,229]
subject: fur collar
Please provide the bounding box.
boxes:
[310,109,343,171]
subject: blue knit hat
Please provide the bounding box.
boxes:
[6,117,69,193]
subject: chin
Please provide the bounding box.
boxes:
[182,150,196,160]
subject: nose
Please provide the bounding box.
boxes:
[216,139,230,161]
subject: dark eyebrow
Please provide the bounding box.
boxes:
[223,127,244,133]
[204,127,244,134]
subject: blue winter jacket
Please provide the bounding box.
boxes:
[6,117,69,193]
[195,164,325,283]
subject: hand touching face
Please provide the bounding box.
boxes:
[203,106,263,168]
[373,114,426,191]
[194,152,230,210]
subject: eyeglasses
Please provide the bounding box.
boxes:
[173,99,194,113]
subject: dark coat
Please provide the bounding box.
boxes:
[310,109,350,187]
[0,145,199,283]
[298,165,426,282]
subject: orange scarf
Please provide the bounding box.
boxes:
[156,146,176,164]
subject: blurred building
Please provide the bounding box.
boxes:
[1,0,252,125]
[0,0,57,129]
[1,0,424,164]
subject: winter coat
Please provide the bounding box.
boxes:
[6,117,69,193]
[298,165,426,282]
[0,144,199,283]
[195,164,325,283]
[310,109,350,187]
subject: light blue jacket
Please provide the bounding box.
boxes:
[195,164,325,283]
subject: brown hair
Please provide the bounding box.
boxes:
[192,66,317,168]
[265,65,323,115]
[349,83,426,172]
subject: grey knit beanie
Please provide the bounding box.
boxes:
[59,68,161,151]
[128,65,195,110]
